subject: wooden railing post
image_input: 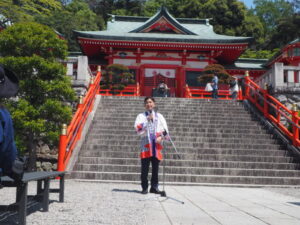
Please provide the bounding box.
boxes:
[263,83,268,118]
[244,71,250,99]
[57,124,67,171]
[292,103,299,146]
[77,95,83,109]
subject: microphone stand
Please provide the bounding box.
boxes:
[157,109,184,204]
[139,108,184,204]
[160,143,184,204]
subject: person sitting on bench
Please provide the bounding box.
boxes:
[0,65,24,182]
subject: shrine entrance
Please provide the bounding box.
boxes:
[141,67,177,97]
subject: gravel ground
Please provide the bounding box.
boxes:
[1,180,300,225]
[0,180,148,225]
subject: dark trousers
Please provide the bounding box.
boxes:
[141,157,160,190]
[231,91,238,99]
[212,88,218,99]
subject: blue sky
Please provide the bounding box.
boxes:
[240,0,255,9]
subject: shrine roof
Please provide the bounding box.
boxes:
[74,7,252,44]
[225,58,268,70]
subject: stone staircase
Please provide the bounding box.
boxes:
[71,96,300,186]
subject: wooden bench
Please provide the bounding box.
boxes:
[0,171,65,225]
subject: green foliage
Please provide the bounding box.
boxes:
[101,64,135,94]
[253,0,294,37]
[0,0,62,28]
[35,0,101,51]
[0,22,67,58]
[266,14,300,49]
[240,48,280,59]
[0,22,76,169]
[198,64,232,84]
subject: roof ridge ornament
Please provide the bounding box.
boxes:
[129,5,196,35]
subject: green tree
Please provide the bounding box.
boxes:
[240,48,280,59]
[101,64,135,94]
[198,64,232,84]
[35,0,101,51]
[253,0,294,37]
[0,0,62,28]
[266,13,300,49]
[0,22,76,170]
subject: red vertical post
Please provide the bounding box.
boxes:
[57,124,67,172]
[76,96,83,141]
[292,104,299,146]
[88,77,95,113]
[244,71,250,100]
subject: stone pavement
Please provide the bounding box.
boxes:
[1,180,300,225]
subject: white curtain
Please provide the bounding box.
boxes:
[145,68,175,78]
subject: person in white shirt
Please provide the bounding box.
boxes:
[134,97,169,194]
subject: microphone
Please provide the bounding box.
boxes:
[145,110,153,122]
[148,110,153,122]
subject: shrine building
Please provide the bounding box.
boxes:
[74,7,271,97]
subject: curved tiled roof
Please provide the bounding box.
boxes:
[74,6,253,44]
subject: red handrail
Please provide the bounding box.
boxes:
[57,67,102,171]
[185,85,242,100]
[244,75,300,146]
[99,85,139,96]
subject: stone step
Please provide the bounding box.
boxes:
[70,171,300,185]
[81,146,288,157]
[98,105,249,112]
[73,164,300,177]
[71,96,300,186]
[87,139,282,148]
[95,117,257,124]
[89,129,271,138]
[85,143,284,152]
[76,157,300,170]
[97,108,249,114]
[91,128,268,135]
[92,122,264,129]
[88,133,275,142]
[77,151,294,163]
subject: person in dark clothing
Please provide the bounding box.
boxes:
[211,75,218,99]
[0,65,24,182]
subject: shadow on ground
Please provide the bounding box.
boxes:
[112,188,141,194]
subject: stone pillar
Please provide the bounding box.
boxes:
[66,63,74,76]
[288,70,294,83]
[273,62,284,90]
[77,56,89,82]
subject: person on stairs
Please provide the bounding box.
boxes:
[0,65,25,183]
[134,97,169,194]
[211,74,218,99]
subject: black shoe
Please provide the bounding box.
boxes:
[150,187,161,194]
[141,189,148,194]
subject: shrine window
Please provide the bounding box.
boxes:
[186,71,204,87]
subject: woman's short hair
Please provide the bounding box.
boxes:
[144,97,155,104]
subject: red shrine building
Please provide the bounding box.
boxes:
[74,7,298,97]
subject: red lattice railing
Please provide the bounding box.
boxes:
[244,75,300,146]
[57,67,101,171]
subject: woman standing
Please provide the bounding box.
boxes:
[134,97,169,194]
